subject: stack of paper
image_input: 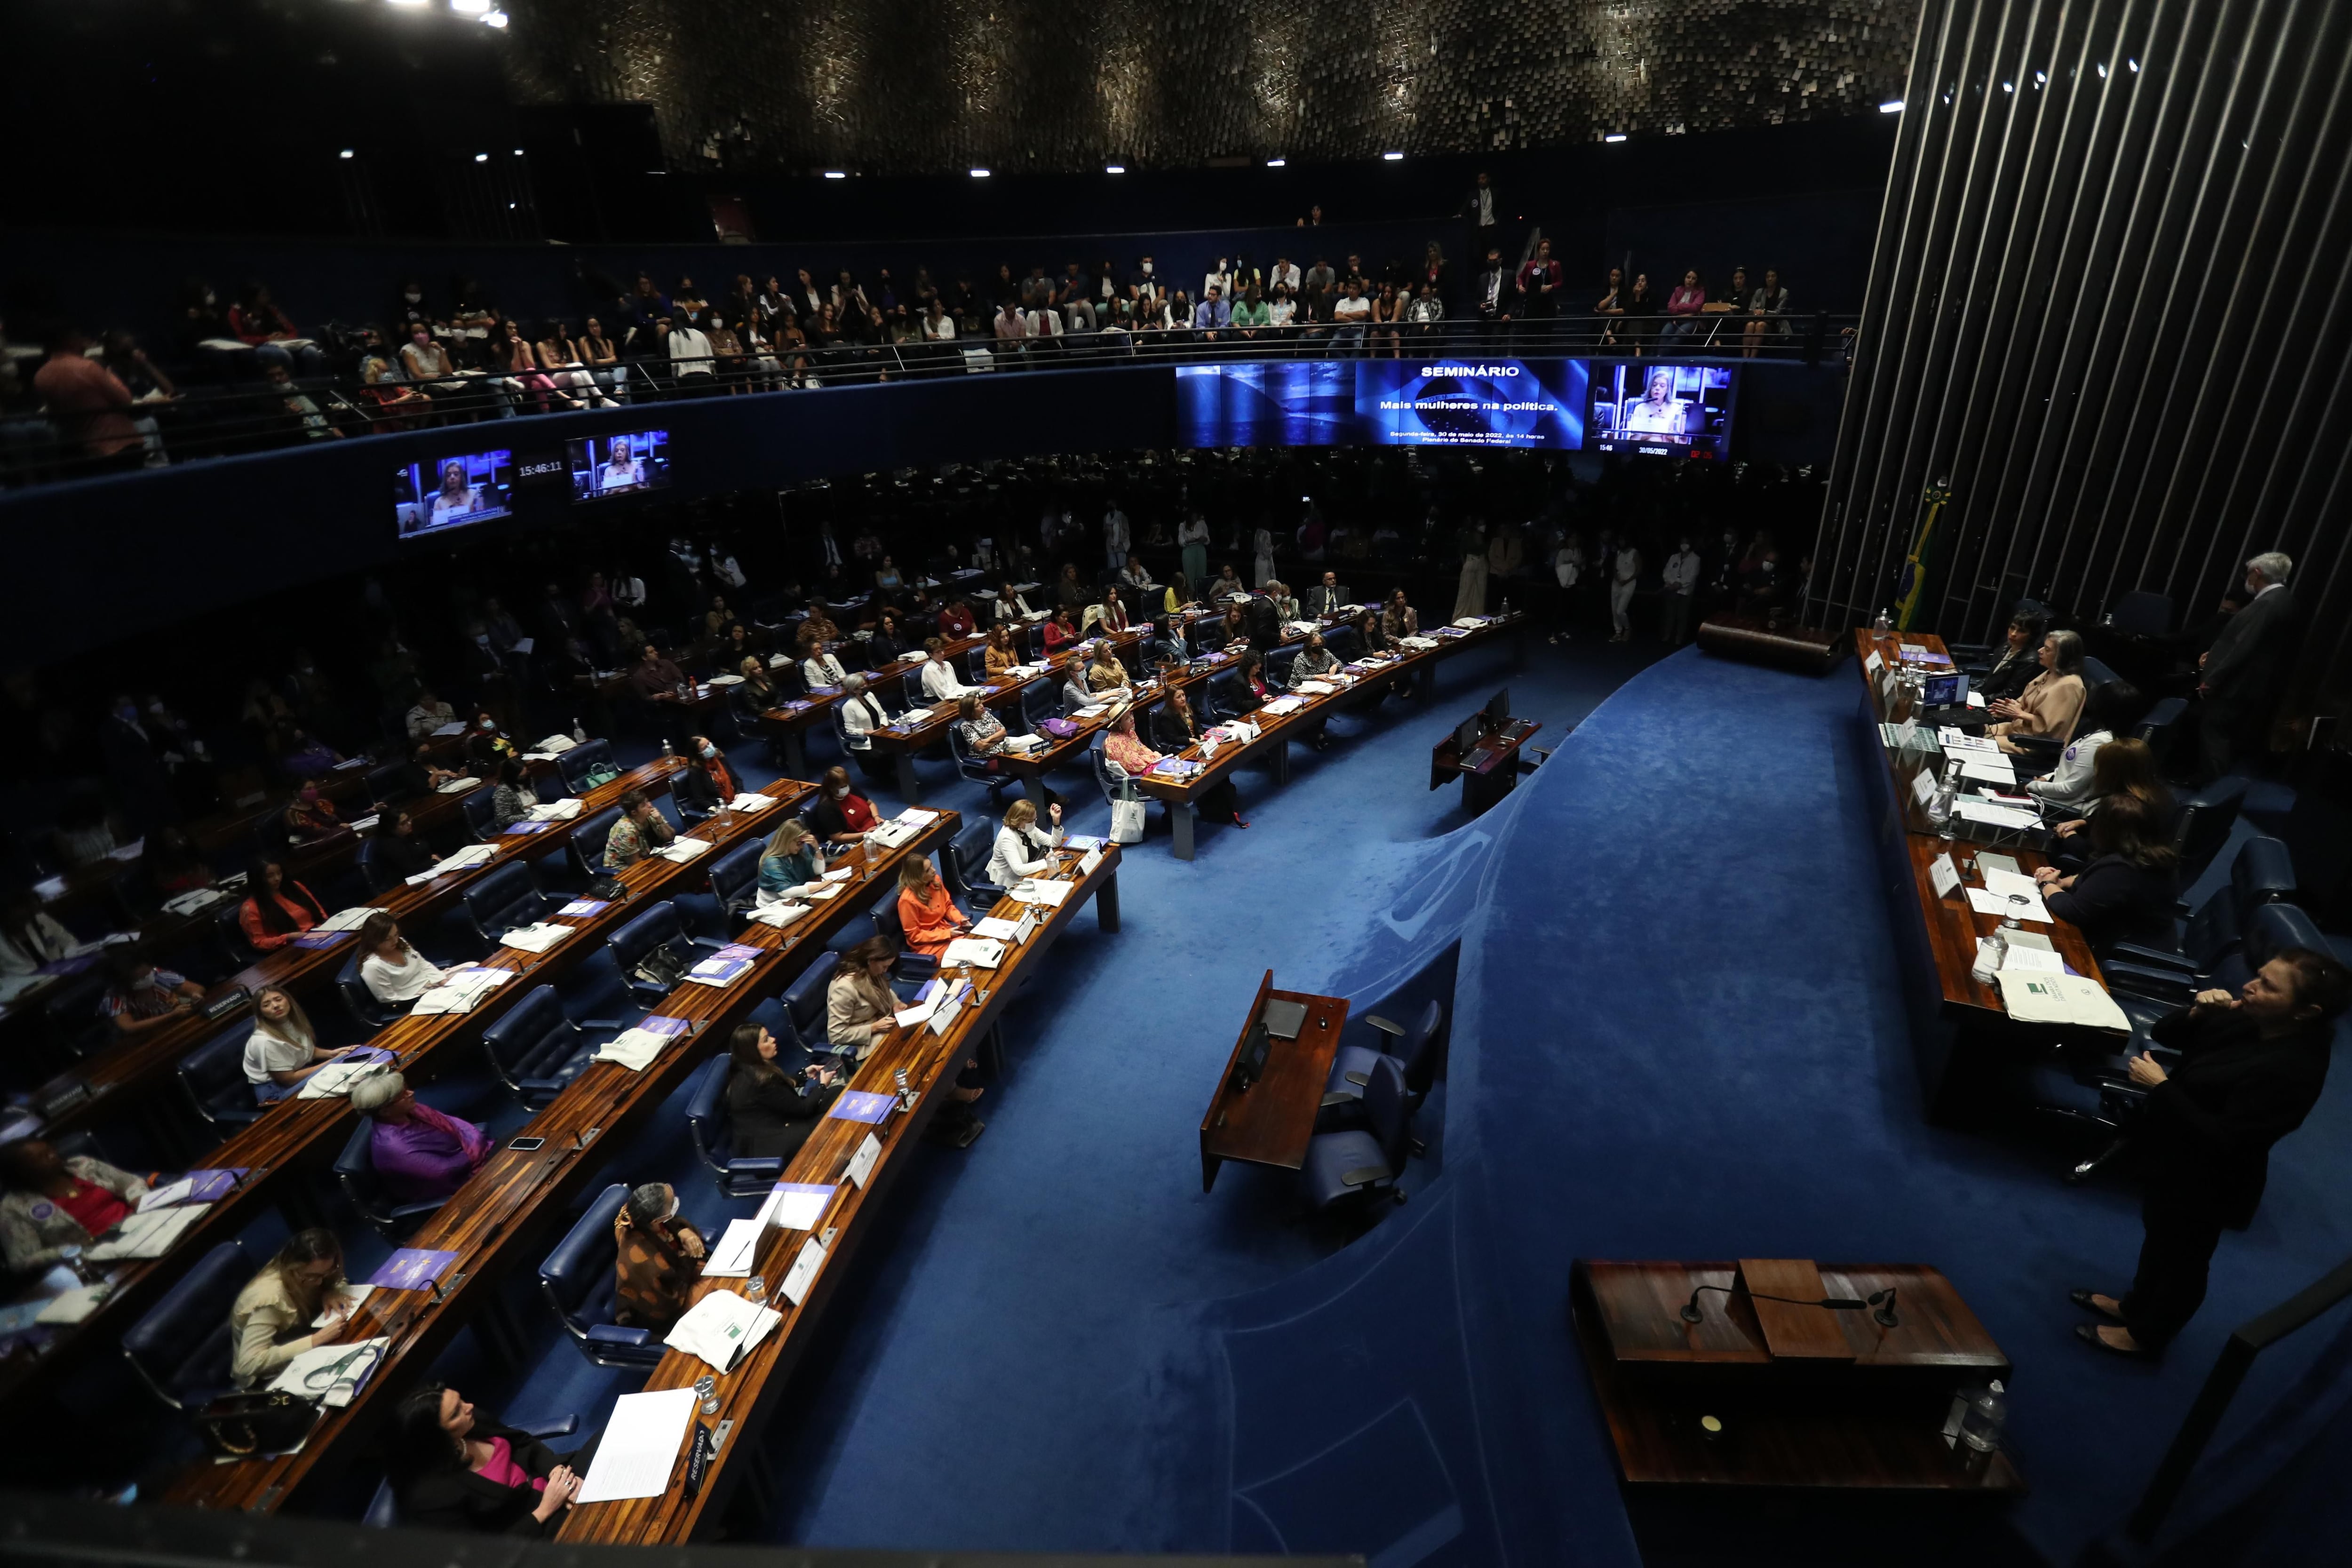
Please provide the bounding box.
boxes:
[1074,703,1110,719]
[270,1336,390,1408]
[940,936,1005,970]
[317,906,378,932]
[1008,879,1073,908]
[1936,728,2003,755]
[500,922,574,954]
[526,797,584,822]
[161,886,236,917]
[298,1050,395,1099]
[657,837,715,862]
[754,1182,837,1232]
[1399,635,1439,650]
[1261,696,1304,716]
[1958,756,2017,787]
[1953,798,2041,831]
[1967,886,2051,923]
[687,944,763,987]
[577,1388,702,1504]
[35,1282,111,1325]
[1000,733,1048,752]
[1452,616,1490,629]
[971,915,1025,942]
[725,792,777,813]
[88,1203,212,1261]
[701,1218,763,1277]
[1995,971,2130,1029]
[594,1015,690,1071]
[1294,680,1337,695]
[529,734,578,755]
[665,1289,782,1373]
[436,776,484,795]
[442,844,498,871]
[748,901,812,927]
[868,820,920,850]
[410,966,513,1016]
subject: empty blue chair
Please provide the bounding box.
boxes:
[1021,681,1059,734]
[605,900,717,1004]
[784,951,841,1051]
[1268,647,1301,687]
[461,860,551,951]
[944,820,1007,907]
[460,783,502,844]
[1321,625,1357,661]
[557,739,620,796]
[556,948,642,1031]
[1323,999,1446,1118]
[2173,776,2249,888]
[357,834,403,895]
[569,805,623,882]
[965,646,993,684]
[1301,1056,1413,1212]
[334,1118,446,1239]
[122,1241,251,1410]
[539,1184,669,1367]
[706,839,763,921]
[177,1025,264,1133]
[2106,837,2296,999]
[335,949,404,1032]
[949,723,1015,804]
[2108,590,2173,637]
[899,668,930,708]
[2135,695,2190,772]
[481,985,604,1107]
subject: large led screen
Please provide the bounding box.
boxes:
[1176,358,1589,449]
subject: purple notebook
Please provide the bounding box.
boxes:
[369,1249,459,1290]
[184,1168,250,1201]
[556,899,611,918]
[292,930,352,950]
[638,1015,691,1038]
[502,820,553,836]
[828,1090,896,1124]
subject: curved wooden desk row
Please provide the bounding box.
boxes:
[160,810,969,1516]
[27,762,690,1140]
[0,775,804,1418]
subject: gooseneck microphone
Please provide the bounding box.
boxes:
[1680,1283,1900,1328]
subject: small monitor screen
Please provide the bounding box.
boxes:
[1923,671,1967,707]
[1454,715,1485,752]
[1485,688,1510,724]
[1588,363,1736,458]
[568,430,671,500]
[395,451,513,539]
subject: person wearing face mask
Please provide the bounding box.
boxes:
[282,780,343,844]
[809,766,879,843]
[1659,537,1701,645]
[466,711,515,774]
[611,1181,707,1333]
[2196,551,2297,780]
[675,734,738,817]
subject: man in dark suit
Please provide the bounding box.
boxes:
[2197,551,2296,778]
[1302,570,1346,620]
[2074,947,2349,1356]
[1241,593,1281,650]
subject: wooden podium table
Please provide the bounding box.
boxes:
[1570,1258,2024,1493]
[1199,970,1347,1191]
[1430,713,1542,816]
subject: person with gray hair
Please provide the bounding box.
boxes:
[836,671,896,783]
[1987,627,2087,753]
[2199,551,2299,778]
[353,1070,493,1203]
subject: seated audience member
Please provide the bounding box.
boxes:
[1382,589,1420,640]
[389,1382,587,1535]
[1083,589,1131,635]
[373,810,441,880]
[230,1228,352,1387]
[1055,563,1090,608]
[145,826,216,899]
[1160,579,1196,617]
[725,1021,842,1162]
[629,643,690,705]
[612,1181,707,1333]
[405,689,459,742]
[1147,616,1188,667]
[238,857,325,952]
[939,597,977,638]
[350,1071,493,1202]
[895,855,970,956]
[867,605,911,664]
[0,1138,148,1277]
[1986,629,2086,750]
[243,984,345,1103]
[283,780,344,844]
[100,948,205,1035]
[396,741,465,800]
[955,692,1014,769]
[604,789,676,868]
[988,798,1065,885]
[1041,605,1080,657]
[836,674,896,781]
[1215,602,1249,649]
[358,913,445,1004]
[2034,794,2180,953]
[489,758,539,829]
[803,638,850,689]
[994,581,1036,622]
[1267,580,1301,622]
[1086,645,1133,697]
[1976,611,2050,704]
[1235,649,1279,705]
[1059,661,1099,716]
[33,326,143,471]
[826,937,985,1140]
[0,891,78,974]
[2050,736,2171,838]
[1120,554,1155,591]
[1354,607,1398,656]
[983,623,1020,675]
[465,712,517,775]
[675,735,738,815]
[1291,630,1341,681]
[1210,563,1247,600]
[756,819,829,902]
[1108,706,1246,827]
[921,637,977,702]
[2029,681,2141,812]
[1302,570,1345,619]
[810,765,879,842]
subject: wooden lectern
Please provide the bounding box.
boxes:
[1569,1258,2025,1492]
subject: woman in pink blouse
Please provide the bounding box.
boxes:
[1663,270,1707,343]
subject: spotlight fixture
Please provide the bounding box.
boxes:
[2002,81,2014,92]
[338,148,354,159]
[1381,151,1404,161]
[474,152,488,163]
[1104,164,1125,174]
[512,148,524,157]
[1878,99,1904,113]
[969,167,991,178]
[2034,70,2047,85]
[2097,62,2107,77]
[823,170,846,179]
[484,10,507,23]
[2128,58,2139,71]
[1603,132,1628,143]
[1266,158,1287,167]
[387,0,427,8]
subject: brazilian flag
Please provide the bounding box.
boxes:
[1894,484,1953,630]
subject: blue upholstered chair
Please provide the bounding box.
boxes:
[333,1118,446,1239]
[335,950,404,1033]
[460,785,502,844]
[481,984,605,1108]
[2103,837,2296,1004]
[784,951,841,1054]
[177,1024,265,1133]
[539,1184,670,1367]
[364,1414,580,1527]
[948,724,1015,805]
[944,821,1007,907]
[569,806,623,882]
[122,1241,251,1410]
[1301,1056,1413,1212]
[605,900,720,1004]
[460,860,552,952]
[557,740,620,796]
[1321,999,1446,1121]
[2172,776,2249,889]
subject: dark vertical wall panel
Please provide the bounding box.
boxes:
[1813,0,2352,712]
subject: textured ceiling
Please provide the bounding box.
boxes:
[498,0,1919,177]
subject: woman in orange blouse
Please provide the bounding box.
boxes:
[983,623,1020,675]
[1987,629,2087,753]
[239,857,326,951]
[895,855,970,956]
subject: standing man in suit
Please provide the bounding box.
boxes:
[1461,171,1503,275]
[2197,551,2296,779]
[1471,247,1511,345]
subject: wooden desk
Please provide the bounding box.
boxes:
[159,813,959,1516]
[1199,971,1347,1191]
[1430,712,1542,816]
[559,840,1123,1544]
[0,776,810,1421]
[1570,1258,2024,1492]
[1696,613,1848,675]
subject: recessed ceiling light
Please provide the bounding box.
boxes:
[969,167,991,178]
[1381,151,1404,161]
[474,152,488,162]
[823,170,846,179]
[484,10,507,24]
[1104,164,1125,174]
[452,0,489,12]
[1603,133,1628,143]
[1266,158,1286,167]
[1879,99,1904,113]
[339,148,354,159]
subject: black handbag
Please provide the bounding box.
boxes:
[631,944,688,991]
[587,874,630,903]
[194,1390,319,1459]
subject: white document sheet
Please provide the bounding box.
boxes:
[748,901,811,927]
[726,793,776,812]
[500,923,574,954]
[1952,798,2041,830]
[663,1289,781,1374]
[754,1185,833,1232]
[940,937,1005,970]
[1958,756,2016,787]
[139,1178,195,1212]
[88,1203,213,1261]
[1967,885,2051,923]
[657,837,714,862]
[1982,868,2045,902]
[701,1218,763,1278]
[575,1386,701,1503]
[1995,971,2130,1030]
[1999,944,2066,975]
[1008,879,1073,908]
[971,916,1024,941]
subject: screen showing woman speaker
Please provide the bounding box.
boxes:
[1588,364,1736,459]
[567,430,672,501]
[393,450,513,538]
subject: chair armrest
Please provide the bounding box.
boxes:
[1340,1163,1394,1188]
[1319,1091,1351,1108]
[2107,942,2194,973]
[894,955,941,983]
[386,1200,445,1221]
[1362,1014,1406,1040]
[585,1324,653,1347]
[724,1157,785,1179]
[688,937,728,953]
[518,1414,580,1440]
[2103,963,2195,999]
[576,1017,630,1032]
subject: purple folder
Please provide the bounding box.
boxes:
[184,1168,250,1201]
[369,1249,459,1290]
[292,930,352,950]
[639,1015,691,1038]
[502,820,553,836]
[828,1090,896,1124]
[556,899,610,917]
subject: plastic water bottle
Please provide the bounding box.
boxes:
[1928,774,1957,834]
[1959,1381,2007,1453]
[660,737,674,759]
[893,1066,914,1111]
[572,716,588,744]
[1500,595,1511,617]
[1874,607,1893,634]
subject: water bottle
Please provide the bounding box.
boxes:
[1874,607,1892,634]
[572,716,588,744]
[1959,1381,2007,1453]
[1500,595,1510,617]
[2005,895,2031,934]
[1928,775,1957,835]
[660,736,674,759]
[893,1066,914,1111]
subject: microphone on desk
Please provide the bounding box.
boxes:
[1680,1283,1899,1328]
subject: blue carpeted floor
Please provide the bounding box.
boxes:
[460,640,2350,1567]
